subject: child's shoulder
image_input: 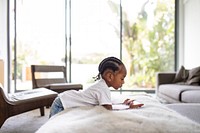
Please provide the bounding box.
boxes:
[86,79,107,89]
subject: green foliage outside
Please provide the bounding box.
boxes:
[108,0,175,88]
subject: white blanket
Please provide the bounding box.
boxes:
[36,95,200,133]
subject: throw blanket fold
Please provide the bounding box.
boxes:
[36,95,200,133]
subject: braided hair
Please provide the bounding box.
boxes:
[93,56,123,81]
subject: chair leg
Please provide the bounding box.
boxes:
[40,107,45,116]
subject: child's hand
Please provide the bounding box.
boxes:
[123,99,134,105]
[129,101,144,109]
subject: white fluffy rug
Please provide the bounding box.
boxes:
[36,95,200,133]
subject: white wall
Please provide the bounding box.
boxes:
[0,0,8,92]
[183,0,200,69]
[0,0,6,59]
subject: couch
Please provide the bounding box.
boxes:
[156,66,200,104]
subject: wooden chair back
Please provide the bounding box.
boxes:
[31,65,67,89]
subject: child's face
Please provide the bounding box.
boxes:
[111,64,127,90]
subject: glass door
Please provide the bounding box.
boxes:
[10,0,175,92]
[10,0,65,92]
[70,0,121,88]
[69,0,175,91]
[120,0,175,90]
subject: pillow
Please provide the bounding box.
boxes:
[173,66,189,83]
[186,66,200,85]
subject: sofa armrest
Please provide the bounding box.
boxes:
[156,72,176,91]
[156,72,176,86]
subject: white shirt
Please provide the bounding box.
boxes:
[59,78,112,109]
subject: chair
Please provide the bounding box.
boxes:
[31,65,83,93]
[0,85,57,128]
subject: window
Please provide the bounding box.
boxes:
[69,0,120,87]
[68,0,175,91]
[121,0,175,90]
[10,0,65,92]
[9,0,175,93]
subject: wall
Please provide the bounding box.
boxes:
[183,0,200,69]
[0,0,8,92]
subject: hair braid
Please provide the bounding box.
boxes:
[93,56,123,81]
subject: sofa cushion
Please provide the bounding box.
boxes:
[182,90,200,103]
[186,66,200,85]
[159,84,200,101]
[173,66,189,83]
[173,66,200,85]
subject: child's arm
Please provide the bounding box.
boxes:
[102,104,112,110]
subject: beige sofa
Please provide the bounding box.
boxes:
[156,72,200,103]
[156,66,200,123]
